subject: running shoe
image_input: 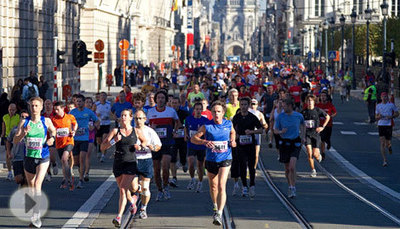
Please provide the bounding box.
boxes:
[288,187,296,198]
[182,164,188,173]
[268,142,273,148]
[249,186,256,198]
[77,180,84,189]
[169,178,178,188]
[112,216,121,228]
[232,183,240,196]
[52,164,58,175]
[84,173,89,182]
[310,169,317,178]
[196,181,203,193]
[6,172,13,181]
[129,202,137,215]
[69,177,75,191]
[212,212,222,226]
[187,179,195,190]
[163,187,171,200]
[317,154,322,163]
[60,179,67,189]
[139,209,148,219]
[100,155,105,163]
[156,191,164,201]
[383,161,388,167]
[388,146,393,155]
[29,213,42,228]
[242,186,249,197]
[45,173,51,182]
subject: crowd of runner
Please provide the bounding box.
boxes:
[3,60,398,228]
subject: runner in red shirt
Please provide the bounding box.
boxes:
[289,79,302,110]
[316,91,337,160]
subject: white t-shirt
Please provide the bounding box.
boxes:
[136,125,162,160]
[95,101,112,126]
[247,74,257,85]
[178,75,187,86]
[376,102,398,126]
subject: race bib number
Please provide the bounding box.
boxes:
[101,115,109,121]
[56,128,69,137]
[212,141,228,153]
[26,137,43,150]
[305,120,316,129]
[175,129,184,138]
[155,128,167,138]
[239,135,252,145]
[189,130,197,138]
[76,128,86,136]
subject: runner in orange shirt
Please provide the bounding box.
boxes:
[51,101,78,191]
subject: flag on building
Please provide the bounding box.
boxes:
[172,0,178,11]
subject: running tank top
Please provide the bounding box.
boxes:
[24,116,49,159]
[114,128,138,163]
[205,119,232,162]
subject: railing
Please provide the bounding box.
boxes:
[153,16,170,28]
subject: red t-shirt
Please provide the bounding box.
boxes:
[249,85,261,96]
[239,91,251,98]
[289,85,302,103]
[316,102,336,127]
[201,110,213,120]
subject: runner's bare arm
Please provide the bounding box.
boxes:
[230,127,236,148]
[13,119,28,144]
[45,118,56,146]
[100,128,118,151]
[191,125,206,145]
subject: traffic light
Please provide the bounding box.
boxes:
[57,49,65,66]
[72,40,92,67]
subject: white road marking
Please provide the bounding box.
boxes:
[62,175,116,228]
[368,132,379,136]
[333,122,344,125]
[354,122,368,125]
[328,147,400,202]
[340,131,357,135]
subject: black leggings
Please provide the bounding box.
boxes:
[175,139,187,166]
[237,146,256,187]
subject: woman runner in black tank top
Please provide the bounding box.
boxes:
[100,109,147,227]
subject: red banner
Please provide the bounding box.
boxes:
[187,33,194,46]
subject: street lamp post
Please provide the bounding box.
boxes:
[319,25,323,66]
[323,21,329,74]
[381,0,389,83]
[351,8,357,89]
[314,26,318,70]
[340,14,346,73]
[309,27,312,70]
[329,17,335,75]
[365,2,372,71]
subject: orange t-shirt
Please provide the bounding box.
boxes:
[51,114,77,149]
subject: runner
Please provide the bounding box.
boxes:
[51,102,78,190]
[100,109,146,227]
[70,95,100,188]
[2,103,20,181]
[8,110,29,187]
[111,91,133,126]
[185,102,209,192]
[96,92,112,162]
[316,91,337,159]
[302,95,330,177]
[187,83,205,107]
[274,98,305,198]
[147,90,181,201]
[375,92,399,166]
[133,109,162,219]
[191,100,236,226]
[249,98,268,174]
[261,85,278,147]
[42,99,58,181]
[232,97,263,197]
[13,97,57,228]
[84,97,97,175]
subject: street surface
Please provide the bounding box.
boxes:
[0,92,400,228]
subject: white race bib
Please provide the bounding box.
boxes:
[189,130,197,138]
[212,141,228,153]
[239,135,252,145]
[155,128,167,138]
[26,137,43,150]
[305,120,316,129]
[175,129,185,138]
[76,128,86,136]
[56,128,69,138]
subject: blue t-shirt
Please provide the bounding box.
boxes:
[274,112,304,140]
[70,108,98,141]
[111,101,133,118]
[205,119,232,162]
[186,115,209,150]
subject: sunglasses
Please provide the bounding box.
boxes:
[135,117,146,120]
[251,103,257,105]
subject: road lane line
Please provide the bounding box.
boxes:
[354,122,369,125]
[332,121,344,125]
[62,175,116,228]
[328,147,400,202]
[368,132,379,135]
[340,131,357,135]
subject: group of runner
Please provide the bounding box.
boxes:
[5,59,399,228]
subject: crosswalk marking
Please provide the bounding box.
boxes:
[340,131,357,135]
[368,132,379,136]
[333,121,344,125]
[354,122,368,125]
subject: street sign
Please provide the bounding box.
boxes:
[95,40,104,51]
[227,56,240,62]
[119,39,129,50]
[121,50,128,60]
[328,51,336,60]
[94,52,104,63]
[171,45,176,51]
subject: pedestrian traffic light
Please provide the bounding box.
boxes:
[72,40,92,68]
[56,49,65,66]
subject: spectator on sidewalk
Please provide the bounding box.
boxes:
[114,65,122,86]
[363,81,377,124]
[22,78,39,101]
[38,75,49,100]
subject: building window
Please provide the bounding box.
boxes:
[397,0,400,16]
[321,0,325,16]
[358,0,363,15]
[315,0,319,16]
[392,0,396,15]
